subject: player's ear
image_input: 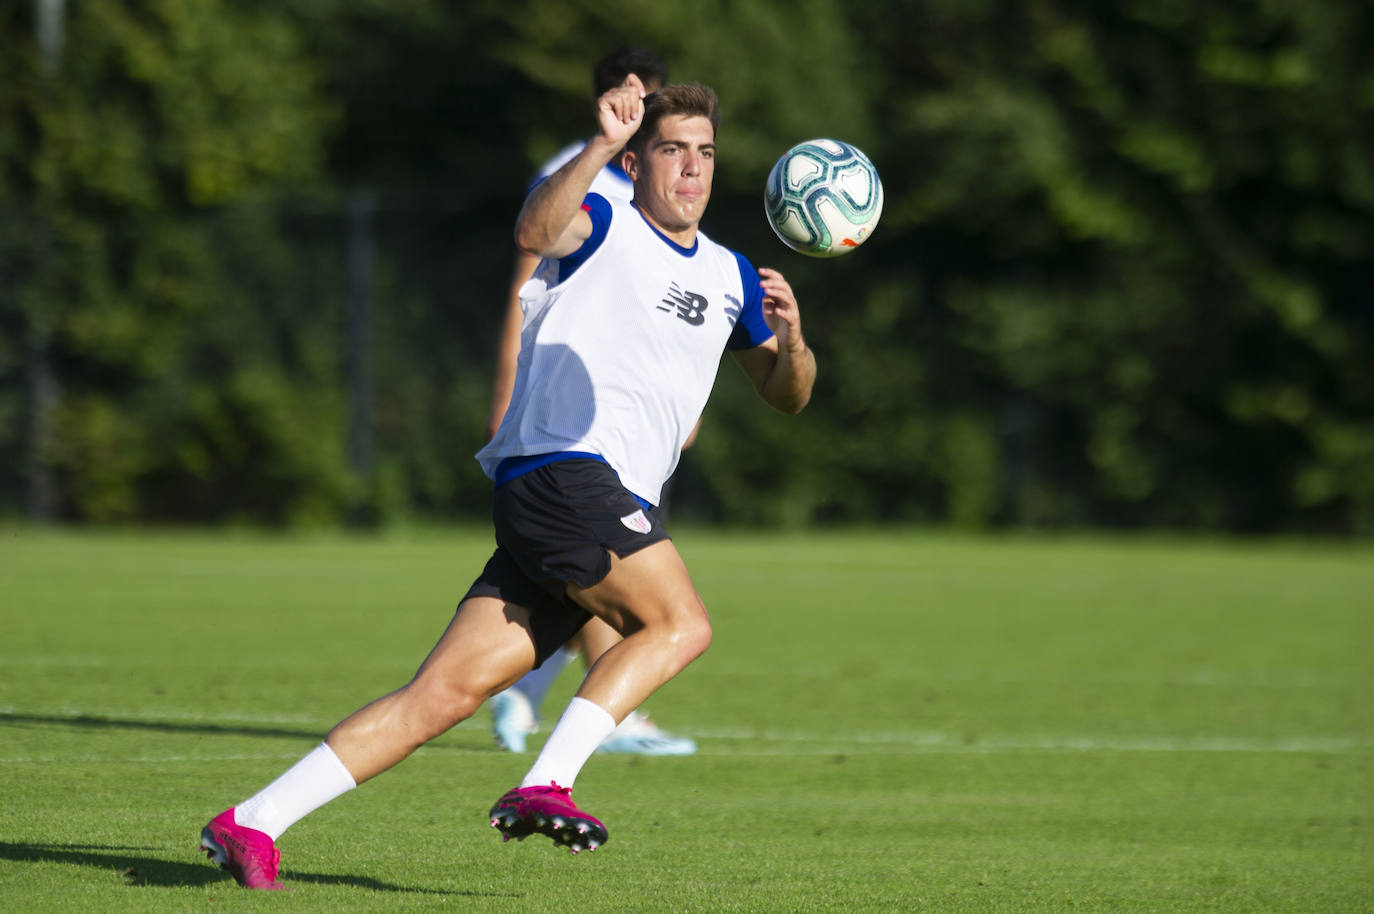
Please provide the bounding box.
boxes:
[622,150,639,181]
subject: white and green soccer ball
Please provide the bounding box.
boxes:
[764,139,883,257]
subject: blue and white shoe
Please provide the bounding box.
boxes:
[598,710,697,756]
[490,688,537,753]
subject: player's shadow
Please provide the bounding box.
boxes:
[489,341,595,442]
[0,710,321,742]
[0,842,515,896]
[0,710,498,752]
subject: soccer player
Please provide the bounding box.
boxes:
[486,46,697,757]
[199,76,816,890]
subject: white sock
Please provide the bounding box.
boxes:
[520,697,616,790]
[234,742,357,841]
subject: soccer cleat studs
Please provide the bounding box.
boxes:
[487,783,608,855]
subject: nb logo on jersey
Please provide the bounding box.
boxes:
[723,293,741,322]
[657,283,708,327]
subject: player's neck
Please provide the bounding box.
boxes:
[632,201,699,249]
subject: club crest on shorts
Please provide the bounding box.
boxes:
[620,509,652,534]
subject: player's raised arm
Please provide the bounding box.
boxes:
[514,75,649,259]
[732,267,816,415]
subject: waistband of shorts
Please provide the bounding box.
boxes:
[493,452,605,487]
[494,452,653,512]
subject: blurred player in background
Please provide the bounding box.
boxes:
[486,46,697,757]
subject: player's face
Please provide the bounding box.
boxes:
[627,114,715,241]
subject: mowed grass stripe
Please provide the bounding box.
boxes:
[3,707,1370,760]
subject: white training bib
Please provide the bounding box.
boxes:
[478,196,763,504]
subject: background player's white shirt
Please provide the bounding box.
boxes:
[537,140,635,203]
[477,195,771,504]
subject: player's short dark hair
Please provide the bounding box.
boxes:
[625,83,720,159]
[593,47,669,96]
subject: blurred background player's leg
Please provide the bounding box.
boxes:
[491,613,697,755]
[489,647,573,752]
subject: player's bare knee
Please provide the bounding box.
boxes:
[666,606,712,666]
[406,677,482,733]
[687,614,712,660]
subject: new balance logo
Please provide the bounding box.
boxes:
[657,283,708,326]
[723,293,741,322]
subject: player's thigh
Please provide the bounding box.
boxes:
[414,595,541,695]
[567,539,708,636]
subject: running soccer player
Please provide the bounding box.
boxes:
[199,76,815,889]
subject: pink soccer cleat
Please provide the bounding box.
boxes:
[200,808,286,890]
[488,783,608,854]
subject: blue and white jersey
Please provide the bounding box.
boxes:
[477,194,774,505]
[536,140,635,203]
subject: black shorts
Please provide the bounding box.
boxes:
[463,458,671,666]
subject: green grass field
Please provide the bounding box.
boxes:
[1,526,1371,912]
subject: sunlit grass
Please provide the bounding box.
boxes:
[1,527,1371,912]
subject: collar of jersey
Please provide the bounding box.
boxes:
[633,203,698,257]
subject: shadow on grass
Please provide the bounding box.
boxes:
[0,710,499,752]
[0,842,518,897]
[0,710,321,742]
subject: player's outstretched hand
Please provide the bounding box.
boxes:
[759,267,805,354]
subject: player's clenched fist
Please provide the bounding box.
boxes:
[597,72,646,145]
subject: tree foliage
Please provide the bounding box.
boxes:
[2,0,338,523]
[1,0,1370,532]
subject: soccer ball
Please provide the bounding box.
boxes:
[764,139,883,257]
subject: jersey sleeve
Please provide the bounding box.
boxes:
[726,252,774,351]
[556,193,613,283]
